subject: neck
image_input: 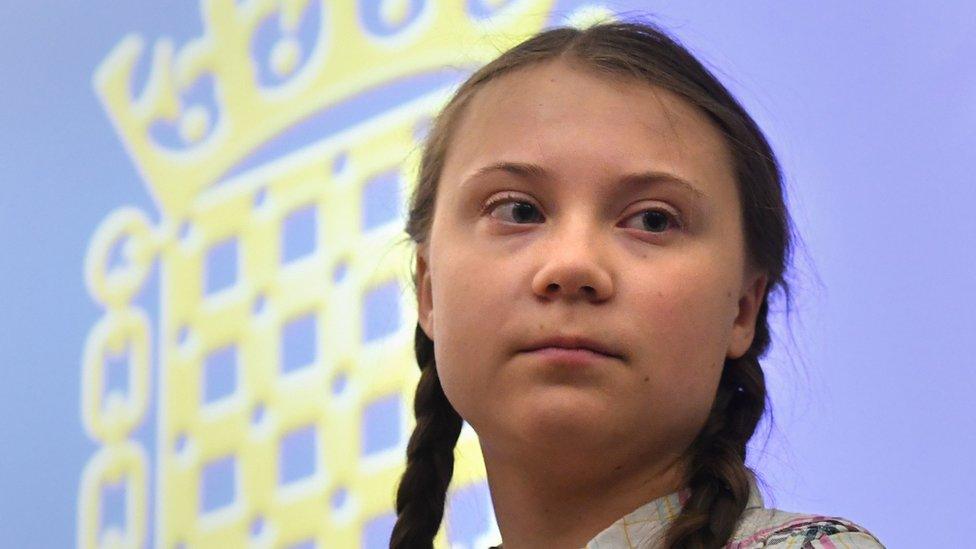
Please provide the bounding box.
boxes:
[481,438,687,549]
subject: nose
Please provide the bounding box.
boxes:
[530,219,613,302]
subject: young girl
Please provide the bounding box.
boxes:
[390,20,885,549]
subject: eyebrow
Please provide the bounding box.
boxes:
[460,161,708,200]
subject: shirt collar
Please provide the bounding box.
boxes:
[583,472,764,548]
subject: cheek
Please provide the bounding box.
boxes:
[636,266,733,357]
[628,260,736,411]
[428,249,506,420]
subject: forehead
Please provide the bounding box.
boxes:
[441,58,735,199]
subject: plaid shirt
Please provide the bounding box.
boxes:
[491,474,884,548]
[586,478,884,549]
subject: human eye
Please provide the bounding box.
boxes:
[481,194,683,235]
[621,205,682,234]
[481,192,544,224]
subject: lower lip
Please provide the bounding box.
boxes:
[523,347,617,366]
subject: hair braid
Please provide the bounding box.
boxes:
[663,300,772,548]
[389,325,463,549]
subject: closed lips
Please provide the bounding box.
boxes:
[522,335,622,359]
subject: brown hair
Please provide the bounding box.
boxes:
[391,18,795,549]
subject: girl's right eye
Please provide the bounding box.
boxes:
[482,194,543,224]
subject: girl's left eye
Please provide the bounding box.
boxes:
[482,194,682,234]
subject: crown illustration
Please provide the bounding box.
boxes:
[94,0,563,218]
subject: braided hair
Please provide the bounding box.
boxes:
[392,18,795,549]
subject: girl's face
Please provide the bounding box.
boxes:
[415,58,767,469]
